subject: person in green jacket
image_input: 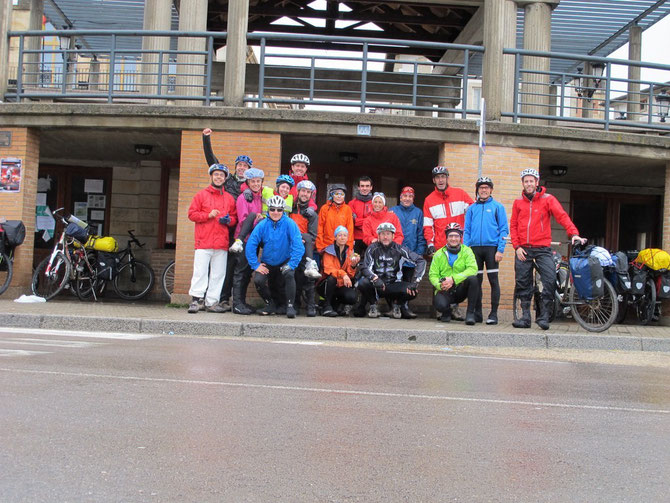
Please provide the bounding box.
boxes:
[429,223,479,324]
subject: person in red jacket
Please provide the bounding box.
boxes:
[423,166,473,255]
[362,192,404,246]
[510,168,585,330]
[348,176,374,255]
[288,153,317,210]
[187,164,238,314]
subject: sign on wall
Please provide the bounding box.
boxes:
[0,158,22,192]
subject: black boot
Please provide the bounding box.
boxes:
[304,280,317,317]
[258,299,276,316]
[286,301,297,319]
[400,301,417,319]
[535,298,552,331]
[512,301,532,328]
[465,310,476,326]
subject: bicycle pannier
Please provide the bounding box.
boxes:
[97,252,120,281]
[658,272,670,300]
[65,222,89,242]
[570,254,604,300]
[2,220,26,248]
[610,251,632,293]
[630,266,647,295]
[636,248,670,271]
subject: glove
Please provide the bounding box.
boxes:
[302,207,317,219]
[372,278,385,290]
[218,214,231,225]
[280,264,293,276]
[408,282,418,292]
[427,245,435,256]
[243,188,253,202]
[352,213,357,220]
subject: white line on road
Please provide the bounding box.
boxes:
[0,338,102,348]
[271,341,324,346]
[1,367,668,415]
[0,350,51,357]
[0,327,156,340]
[386,351,572,364]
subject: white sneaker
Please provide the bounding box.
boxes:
[229,239,244,253]
[304,257,321,279]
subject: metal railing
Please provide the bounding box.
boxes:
[504,48,670,131]
[4,29,670,132]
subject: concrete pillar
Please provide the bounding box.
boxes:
[415,100,434,117]
[22,0,43,88]
[482,0,516,121]
[176,0,208,105]
[142,0,172,104]
[88,57,100,91]
[548,84,557,125]
[663,162,670,252]
[520,2,552,125]
[0,0,13,100]
[223,0,249,107]
[626,24,642,121]
[581,61,595,119]
[0,128,39,295]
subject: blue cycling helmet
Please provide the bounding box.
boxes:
[235,155,253,167]
[276,174,295,188]
[244,168,265,179]
[208,163,229,176]
[296,180,316,192]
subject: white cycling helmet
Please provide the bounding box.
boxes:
[291,153,310,166]
[266,195,286,210]
[296,180,316,192]
[521,168,540,180]
[376,222,396,234]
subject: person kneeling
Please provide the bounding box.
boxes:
[355,222,426,319]
[245,195,305,319]
[429,223,479,325]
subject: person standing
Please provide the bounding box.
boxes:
[187,164,238,313]
[423,166,473,256]
[348,176,374,255]
[362,192,404,246]
[316,184,355,253]
[510,168,585,330]
[288,153,317,210]
[463,176,508,325]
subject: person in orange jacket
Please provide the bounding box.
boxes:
[316,184,354,252]
[362,192,404,246]
[318,225,361,317]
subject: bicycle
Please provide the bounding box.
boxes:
[110,230,155,301]
[32,209,96,300]
[626,261,664,325]
[513,242,618,332]
[161,259,175,300]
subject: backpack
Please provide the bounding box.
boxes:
[97,252,120,281]
[570,248,604,300]
[1,220,26,248]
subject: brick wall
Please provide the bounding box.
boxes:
[173,129,281,302]
[662,162,670,325]
[436,143,541,317]
[0,127,39,294]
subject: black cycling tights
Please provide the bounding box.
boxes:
[471,245,501,316]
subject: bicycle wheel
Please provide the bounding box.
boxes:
[569,278,618,333]
[32,252,71,300]
[113,259,155,300]
[636,278,656,325]
[161,260,175,300]
[74,257,104,301]
[0,251,12,296]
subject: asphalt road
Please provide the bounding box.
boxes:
[1,328,669,503]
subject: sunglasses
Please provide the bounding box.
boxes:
[268,208,283,213]
[331,191,345,197]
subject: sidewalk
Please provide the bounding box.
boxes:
[1,299,669,352]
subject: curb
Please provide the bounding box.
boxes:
[3,313,670,353]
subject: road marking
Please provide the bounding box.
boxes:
[1,367,668,415]
[386,351,572,365]
[0,349,50,357]
[0,327,156,340]
[0,338,101,348]
[271,341,324,346]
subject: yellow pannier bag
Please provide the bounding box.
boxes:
[635,248,670,271]
[84,235,119,253]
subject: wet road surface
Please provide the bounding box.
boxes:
[1,328,669,502]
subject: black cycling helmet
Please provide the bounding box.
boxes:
[329,183,347,197]
[432,166,449,177]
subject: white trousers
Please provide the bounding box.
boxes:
[189,248,228,307]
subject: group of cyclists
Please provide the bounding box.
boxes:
[188,128,586,330]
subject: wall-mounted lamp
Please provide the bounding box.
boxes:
[617,111,627,120]
[576,62,605,101]
[550,165,568,177]
[134,144,153,156]
[339,152,358,163]
[656,89,670,123]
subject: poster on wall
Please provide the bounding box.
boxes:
[0,158,22,192]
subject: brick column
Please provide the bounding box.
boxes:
[439,143,540,317]
[663,162,670,252]
[173,130,281,303]
[0,127,40,295]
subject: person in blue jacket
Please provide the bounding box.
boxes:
[246,195,306,319]
[390,185,426,319]
[464,176,509,325]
